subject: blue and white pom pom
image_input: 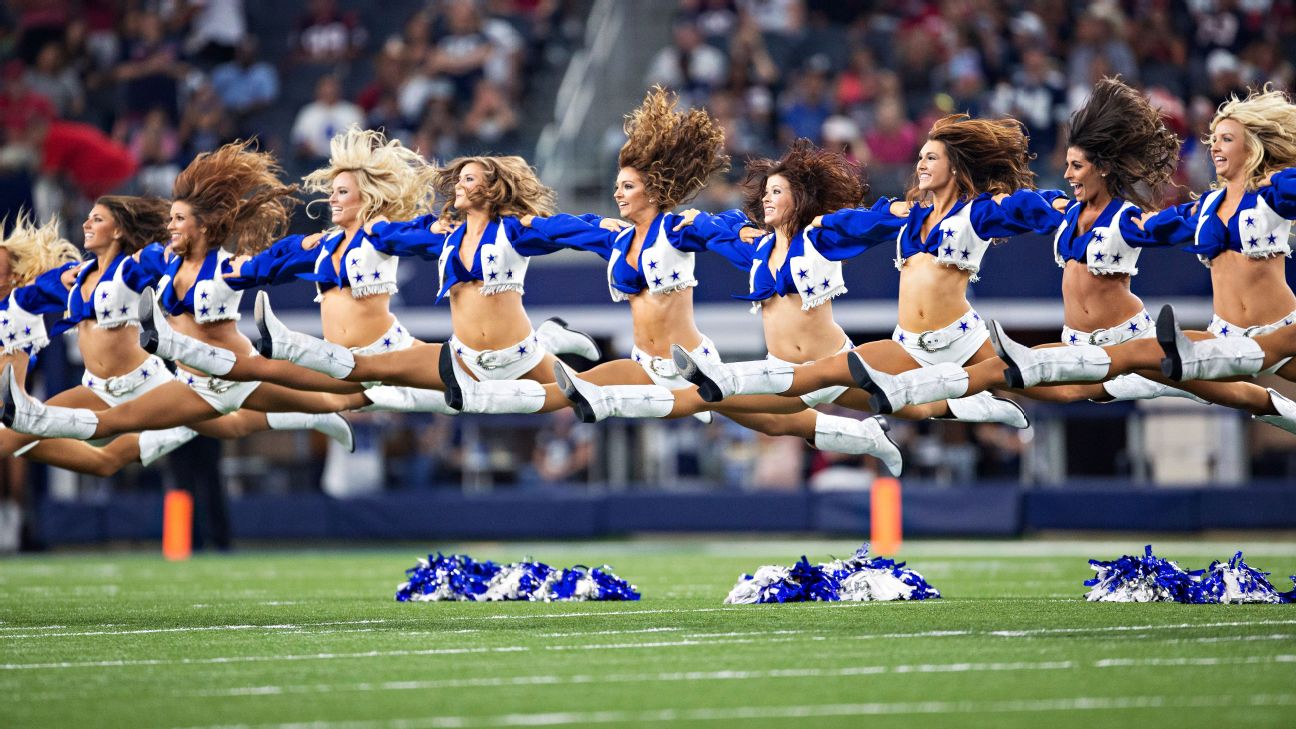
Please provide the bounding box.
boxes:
[1084,545,1200,603]
[1084,546,1296,604]
[1197,552,1294,604]
[724,544,940,604]
[396,554,639,602]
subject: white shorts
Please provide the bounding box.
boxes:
[768,338,854,407]
[450,329,545,381]
[1064,311,1162,393]
[1209,308,1296,375]
[893,309,988,367]
[175,368,260,414]
[82,355,173,407]
[1061,310,1154,347]
[632,336,721,390]
[352,318,416,388]
[351,318,416,356]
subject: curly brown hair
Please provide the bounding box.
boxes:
[95,196,171,254]
[1067,77,1181,210]
[741,139,869,236]
[172,140,299,256]
[618,86,730,210]
[906,114,1036,202]
[433,156,556,223]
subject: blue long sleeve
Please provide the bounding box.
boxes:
[368,214,449,260]
[687,212,757,270]
[1259,167,1296,218]
[223,234,315,290]
[815,198,905,257]
[1121,204,1196,248]
[505,216,608,258]
[526,214,616,260]
[6,262,77,314]
[969,190,1066,237]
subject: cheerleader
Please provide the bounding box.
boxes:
[1,142,365,440]
[672,114,1063,410]
[251,153,602,411]
[994,86,1296,431]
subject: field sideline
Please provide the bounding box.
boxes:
[2,539,1295,728]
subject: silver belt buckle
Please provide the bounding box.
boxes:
[917,330,949,352]
[649,357,677,378]
[475,349,504,369]
[104,375,134,397]
[1087,328,1114,346]
[207,376,234,394]
[1242,325,1268,338]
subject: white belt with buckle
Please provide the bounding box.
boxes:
[473,338,535,370]
[104,374,141,397]
[647,357,677,378]
[1086,327,1116,346]
[916,330,951,352]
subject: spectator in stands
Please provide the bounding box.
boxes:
[290,74,363,163]
[777,62,830,145]
[356,41,407,116]
[114,9,185,123]
[528,410,594,484]
[128,107,181,196]
[178,80,233,158]
[462,80,518,152]
[1066,6,1138,91]
[645,18,728,105]
[24,42,85,119]
[290,0,367,65]
[989,47,1068,170]
[210,38,279,130]
[429,0,495,100]
[173,0,248,67]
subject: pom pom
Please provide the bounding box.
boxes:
[1197,552,1289,604]
[395,554,639,602]
[1083,546,1296,604]
[1084,545,1200,603]
[724,544,940,604]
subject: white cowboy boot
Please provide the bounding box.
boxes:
[553,361,674,423]
[1156,305,1264,381]
[536,317,601,361]
[265,412,356,452]
[139,289,237,376]
[1100,374,1208,403]
[990,320,1110,388]
[361,386,459,415]
[255,291,355,378]
[811,413,903,477]
[943,392,1030,429]
[848,354,969,413]
[438,343,546,414]
[0,365,99,439]
[1256,388,1296,435]
[138,427,199,466]
[672,345,794,402]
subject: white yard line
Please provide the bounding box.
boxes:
[182,654,1296,698]
[0,619,390,640]
[169,693,1296,728]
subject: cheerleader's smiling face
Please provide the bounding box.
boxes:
[1209,118,1247,182]
[453,162,487,212]
[82,204,122,256]
[168,201,202,253]
[329,171,364,228]
[762,174,794,231]
[1063,147,1106,205]
[915,141,952,192]
[613,167,654,224]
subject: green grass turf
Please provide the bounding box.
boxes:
[2,538,1295,728]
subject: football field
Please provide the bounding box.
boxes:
[3,538,1295,728]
